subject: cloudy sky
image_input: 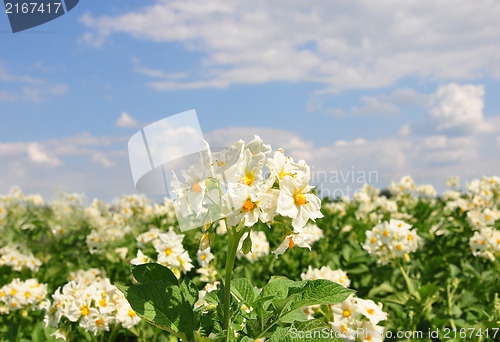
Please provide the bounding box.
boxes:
[1,0,500,200]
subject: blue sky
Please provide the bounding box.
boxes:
[1,0,500,200]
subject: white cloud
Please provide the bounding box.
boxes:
[0,64,44,84]
[317,87,427,117]
[429,83,486,133]
[92,152,113,168]
[27,143,62,167]
[0,133,131,200]
[1,125,499,200]
[208,125,500,197]
[399,124,411,137]
[80,1,500,92]
[0,63,69,103]
[116,112,139,128]
[327,95,401,117]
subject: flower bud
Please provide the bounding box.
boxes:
[200,231,214,251]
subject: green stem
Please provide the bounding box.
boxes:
[107,324,120,342]
[446,283,457,331]
[399,262,417,337]
[222,220,247,336]
[399,263,415,297]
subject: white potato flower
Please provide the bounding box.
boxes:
[301,265,350,288]
[470,227,500,261]
[43,271,140,336]
[363,219,423,265]
[277,175,323,230]
[0,278,47,314]
[130,250,152,265]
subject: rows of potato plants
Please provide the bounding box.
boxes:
[1,170,499,341]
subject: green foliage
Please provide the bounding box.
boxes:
[1,188,500,341]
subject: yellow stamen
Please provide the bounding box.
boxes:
[367,308,374,314]
[240,176,254,186]
[383,231,389,237]
[81,306,89,316]
[242,200,255,212]
[396,245,402,251]
[127,309,136,317]
[343,310,351,317]
[191,182,202,192]
[99,298,107,307]
[370,237,376,243]
[288,236,295,249]
[165,248,173,256]
[294,193,307,205]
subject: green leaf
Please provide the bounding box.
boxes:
[384,292,410,305]
[256,277,299,304]
[268,325,341,342]
[30,322,45,342]
[239,337,255,342]
[278,308,307,323]
[242,233,252,254]
[288,279,355,311]
[116,282,194,340]
[292,319,330,331]
[232,278,256,304]
[180,276,199,307]
[131,262,179,285]
[367,282,395,298]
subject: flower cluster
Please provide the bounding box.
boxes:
[389,176,416,195]
[43,269,140,339]
[301,267,387,341]
[301,265,350,287]
[0,245,42,272]
[469,227,500,261]
[363,219,423,265]
[84,195,177,255]
[467,208,499,229]
[331,295,387,342]
[132,227,194,278]
[0,278,47,314]
[171,136,323,256]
